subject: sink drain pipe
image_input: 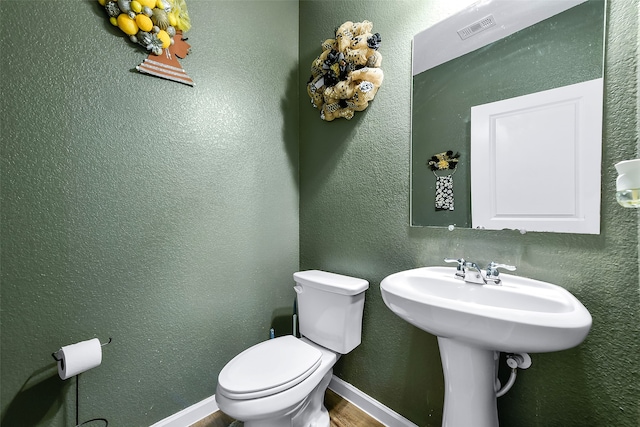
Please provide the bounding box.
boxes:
[496,353,531,397]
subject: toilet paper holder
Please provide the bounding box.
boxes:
[51,337,112,427]
[51,337,112,366]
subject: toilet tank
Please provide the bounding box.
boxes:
[293,270,369,354]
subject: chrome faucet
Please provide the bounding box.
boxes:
[484,261,517,284]
[444,258,516,285]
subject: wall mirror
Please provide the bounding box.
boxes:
[410,0,606,233]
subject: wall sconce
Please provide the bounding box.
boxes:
[615,159,640,208]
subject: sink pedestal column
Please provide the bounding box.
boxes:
[438,337,499,427]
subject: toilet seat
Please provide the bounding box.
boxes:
[217,336,322,400]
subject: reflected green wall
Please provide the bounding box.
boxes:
[412,0,604,227]
[300,1,638,426]
[1,1,299,426]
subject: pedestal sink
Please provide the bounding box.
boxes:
[380,266,592,427]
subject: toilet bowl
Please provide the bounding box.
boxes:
[215,270,369,427]
[216,337,338,427]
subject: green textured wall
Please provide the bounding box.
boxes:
[300,1,639,426]
[2,1,638,426]
[1,1,299,426]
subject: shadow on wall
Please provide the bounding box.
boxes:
[402,328,444,426]
[299,112,364,200]
[281,65,300,190]
[271,306,294,338]
[497,345,597,425]
[2,364,70,427]
[295,53,365,198]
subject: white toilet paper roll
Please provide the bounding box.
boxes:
[56,338,102,380]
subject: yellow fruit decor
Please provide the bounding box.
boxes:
[99,0,191,55]
[99,0,194,86]
[135,14,153,32]
[307,20,384,121]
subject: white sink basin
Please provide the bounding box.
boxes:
[380,266,592,353]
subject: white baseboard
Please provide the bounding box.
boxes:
[149,394,219,427]
[327,376,418,427]
[149,375,417,427]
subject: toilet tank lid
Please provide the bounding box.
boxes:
[293,270,369,295]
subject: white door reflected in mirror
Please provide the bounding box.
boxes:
[470,78,603,234]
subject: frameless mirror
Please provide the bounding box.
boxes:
[410,0,605,233]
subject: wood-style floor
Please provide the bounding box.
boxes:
[191,389,386,427]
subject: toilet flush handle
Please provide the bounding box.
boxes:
[294,285,303,294]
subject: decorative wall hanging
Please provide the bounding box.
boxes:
[307,21,384,121]
[98,0,194,86]
[428,151,460,211]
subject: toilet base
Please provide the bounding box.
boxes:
[242,369,332,427]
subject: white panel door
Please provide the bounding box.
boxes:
[470,78,602,234]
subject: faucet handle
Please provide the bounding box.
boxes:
[485,262,516,279]
[444,258,466,277]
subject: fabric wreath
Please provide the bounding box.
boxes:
[307,21,384,121]
[428,151,460,171]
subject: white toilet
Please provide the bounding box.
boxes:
[215,270,369,427]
